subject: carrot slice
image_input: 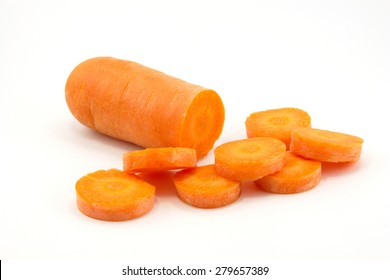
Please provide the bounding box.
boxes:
[255,152,321,194]
[245,107,311,148]
[75,169,155,221]
[123,147,197,173]
[290,127,364,162]
[214,137,286,181]
[173,165,240,208]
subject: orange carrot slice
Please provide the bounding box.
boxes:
[75,169,155,221]
[123,147,197,173]
[255,152,321,194]
[290,127,364,162]
[173,165,240,208]
[65,57,225,158]
[245,107,311,148]
[214,137,286,181]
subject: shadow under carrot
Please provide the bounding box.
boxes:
[138,171,177,197]
[321,161,362,178]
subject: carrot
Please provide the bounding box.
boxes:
[173,165,240,208]
[214,137,286,181]
[65,57,225,159]
[123,147,197,173]
[290,127,364,162]
[245,107,311,148]
[75,169,155,221]
[255,152,321,194]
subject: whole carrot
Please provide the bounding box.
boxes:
[65,57,225,158]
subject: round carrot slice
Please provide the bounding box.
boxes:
[173,165,240,208]
[123,147,197,173]
[255,152,321,194]
[214,137,286,181]
[245,107,311,148]
[290,127,364,162]
[75,169,155,221]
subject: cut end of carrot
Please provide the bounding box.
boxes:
[173,165,241,208]
[255,152,321,194]
[75,169,155,221]
[180,90,225,159]
[123,147,197,173]
[290,127,364,163]
[214,137,286,181]
[245,107,311,148]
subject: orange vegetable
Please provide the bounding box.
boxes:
[123,147,197,173]
[214,137,286,181]
[65,57,225,158]
[290,127,364,162]
[255,152,321,194]
[245,107,311,148]
[75,169,155,221]
[173,165,240,208]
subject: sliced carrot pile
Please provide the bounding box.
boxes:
[67,56,365,221]
[123,147,197,173]
[75,169,155,221]
[290,127,364,162]
[173,165,240,208]
[214,137,286,181]
[245,107,311,148]
[255,152,321,194]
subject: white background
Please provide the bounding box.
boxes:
[1,0,390,278]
